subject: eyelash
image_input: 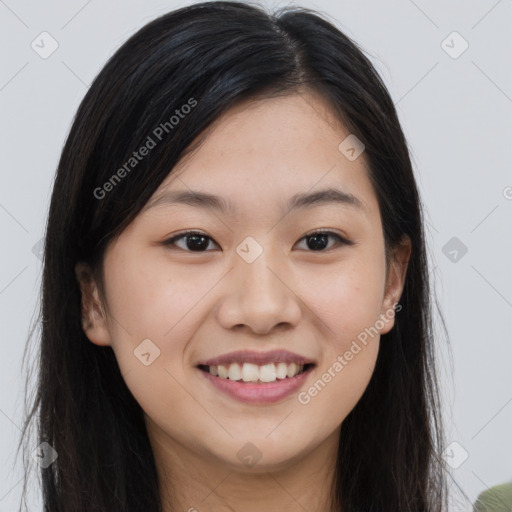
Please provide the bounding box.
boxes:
[162,229,354,253]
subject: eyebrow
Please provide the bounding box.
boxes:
[143,187,366,216]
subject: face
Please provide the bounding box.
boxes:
[76,90,411,475]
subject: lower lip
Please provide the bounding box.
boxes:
[197,366,314,404]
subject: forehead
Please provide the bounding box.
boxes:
[147,91,378,221]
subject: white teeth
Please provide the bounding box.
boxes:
[259,363,277,382]
[218,365,229,379]
[207,362,306,382]
[228,363,242,381]
[286,362,297,378]
[276,362,288,379]
[241,363,260,382]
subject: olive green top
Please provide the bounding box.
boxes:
[473,481,512,512]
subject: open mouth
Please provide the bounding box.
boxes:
[197,362,315,384]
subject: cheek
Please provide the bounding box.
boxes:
[294,255,385,411]
[103,247,186,335]
[104,251,219,373]
[299,254,386,343]
[103,256,199,418]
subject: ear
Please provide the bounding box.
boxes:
[378,235,412,335]
[75,262,112,346]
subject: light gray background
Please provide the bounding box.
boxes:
[1,0,511,510]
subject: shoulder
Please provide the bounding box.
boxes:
[473,481,512,512]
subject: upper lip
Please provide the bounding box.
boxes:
[197,350,316,367]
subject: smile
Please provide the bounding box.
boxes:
[196,363,315,404]
[198,362,314,383]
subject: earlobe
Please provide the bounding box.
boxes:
[74,262,112,347]
[379,236,412,335]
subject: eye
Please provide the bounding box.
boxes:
[295,230,354,252]
[163,230,219,252]
[162,229,353,253]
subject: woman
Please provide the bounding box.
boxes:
[18,1,450,510]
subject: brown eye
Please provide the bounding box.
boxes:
[163,229,353,253]
[163,231,218,252]
[295,230,353,252]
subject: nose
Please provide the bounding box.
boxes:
[216,246,302,335]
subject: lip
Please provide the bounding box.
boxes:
[197,349,316,367]
[197,364,315,404]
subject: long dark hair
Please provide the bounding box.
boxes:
[17,1,450,510]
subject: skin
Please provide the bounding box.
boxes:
[76,89,411,512]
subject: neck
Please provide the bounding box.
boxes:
[148,421,340,512]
